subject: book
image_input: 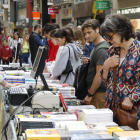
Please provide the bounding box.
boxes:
[95,132,115,140]
[81,109,113,123]
[71,133,102,140]
[85,123,107,132]
[118,137,140,140]
[59,121,85,129]
[25,129,71,140]
[65,123,92,134]
[107,127,124,135]
[113,131,140,140]
[119,126,134,131]
[50,114,77,121]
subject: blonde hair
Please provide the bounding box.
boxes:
[23,33,29,46]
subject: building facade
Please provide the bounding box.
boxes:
[112,0,140,32]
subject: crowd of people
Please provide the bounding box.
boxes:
[0,14,140,129]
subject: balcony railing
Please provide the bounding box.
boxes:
[53,0,72,6]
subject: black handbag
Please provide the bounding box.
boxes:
[62,46,73,74]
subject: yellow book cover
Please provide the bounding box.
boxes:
[113,130,140,137]
[25,129,61,140]
[107,127,124,135]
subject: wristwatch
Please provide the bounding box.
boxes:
[87,92,94,97]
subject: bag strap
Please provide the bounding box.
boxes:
[63,46,71,83]
[93,44,109,64]
[113,48,120,106]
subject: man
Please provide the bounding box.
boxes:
[29,24,47,65]
[0,31,8,47]
[82,19,109,108]
[67,23,74,32]
[42,23,59,62]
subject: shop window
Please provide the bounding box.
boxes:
[17,0,26,20]
[62,19,72,26]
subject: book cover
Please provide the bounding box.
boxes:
[71,133,102,140]
[113,131,140,138]
[108,127,124,135]
[25,129,71,140]
[119,126,134,131]
[86,123,107,132]
[66,123,92,134]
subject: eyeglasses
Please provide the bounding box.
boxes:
[103,33,114,41]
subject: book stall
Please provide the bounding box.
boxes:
[0,60,139,140]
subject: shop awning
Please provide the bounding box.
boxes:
[1,4,9,9]
[53,2,72,8]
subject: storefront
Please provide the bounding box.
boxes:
[16,0,27,36]
[117,7,140,32]
[74,0,105,27]
[56,5,73,27]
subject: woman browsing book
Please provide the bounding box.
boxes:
[47,27,83,86]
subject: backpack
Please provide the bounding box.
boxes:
[73,43,109,100]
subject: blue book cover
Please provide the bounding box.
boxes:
[71,133,102,140]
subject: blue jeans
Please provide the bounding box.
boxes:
[21,53,29,63]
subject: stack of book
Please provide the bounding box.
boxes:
[81,109,113,123]
[5,70,24,76]
[67,105,96,120]
[113,131,140,140]
[25,129,71,140]
[4,76,25,84]
[58,86,75,97]
[65,121,92,134]
[71,132,115,140]
[18,118,55,135]
[50,114,77,122]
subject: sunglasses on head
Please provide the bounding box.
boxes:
[103,33,114,41]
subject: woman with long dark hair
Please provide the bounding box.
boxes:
[51,28,83,85]
[11,32,23,62]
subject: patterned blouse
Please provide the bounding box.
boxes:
[101,39,140,113]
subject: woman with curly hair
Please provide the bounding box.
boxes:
[73,29,86,64]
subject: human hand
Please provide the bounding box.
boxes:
[84,95,92,105]
[138,120,140,130]
[43,67,49,73]
[5,57,8,60]
[103,54,119,70]
[10,83,23,87]
[122,97,133,110]
[84,57,89,64]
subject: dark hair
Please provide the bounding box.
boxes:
[53,23,60,29]
[73,30,86,45]
[42,23,56,34]
[2,39,8,42]
[62,26,74,40]
[82,19,100,32]
[50,29,59,37]
[135,31,140,41]
[54,28,72,43]
[100,14,134,42]
[34,24,41,31]
[14,32,20,40]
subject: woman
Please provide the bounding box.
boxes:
[11,32,23,62]
[51,28,83,86]
[22,33,29,63]
[73,30,86,64]
[100,14,140,120]
[8,33,14,48]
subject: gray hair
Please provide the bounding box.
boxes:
[67,23,74,27]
